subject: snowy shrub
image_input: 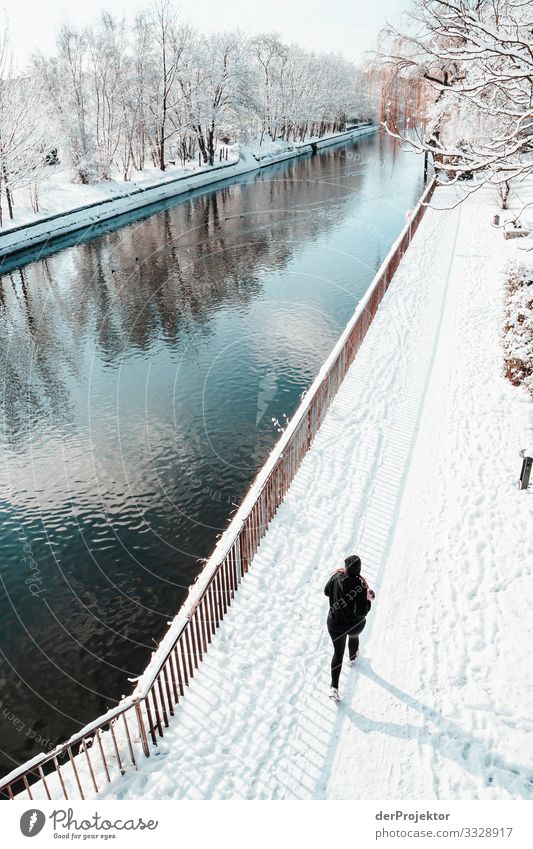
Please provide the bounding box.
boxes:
[503,262,533,397]
[73,153,100,185]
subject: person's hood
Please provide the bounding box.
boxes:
[344,554,361,577]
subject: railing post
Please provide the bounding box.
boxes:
[122,712,137,767]
[144,695,158,745]
[67,746,85,798]
[82,739,99,793]
[135,698,151,757]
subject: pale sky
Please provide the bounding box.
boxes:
[2,0,405,65]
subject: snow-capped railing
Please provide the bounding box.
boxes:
[0,176,436,802]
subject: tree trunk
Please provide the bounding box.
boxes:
[6,186,13,220]
[207,126,215,166]
[195,126,209,164]
[159,128,166,171]
[2,164,13,219]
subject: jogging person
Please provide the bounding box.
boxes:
[324,554,374,701]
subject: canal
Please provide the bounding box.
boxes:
[0,131,424,775]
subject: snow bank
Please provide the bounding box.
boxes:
[0,126,375,262]
[247,125,375,164]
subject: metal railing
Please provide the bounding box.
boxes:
[0,177,436,801]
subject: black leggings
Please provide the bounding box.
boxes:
[328,620,366,689]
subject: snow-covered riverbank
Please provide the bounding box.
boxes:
[90,182,531,800]
[0,126,375,262]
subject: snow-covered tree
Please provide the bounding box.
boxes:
[143,1,195,171]
[36,24,99,183]
[0,20,45,222]
[15,0,369,196]
[249,35,371,143]
[191,32,255,165]
[250,34,287,142]
[87,12,129,179]
[379,0,533,188]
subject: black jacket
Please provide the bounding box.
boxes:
[324,571,371,631]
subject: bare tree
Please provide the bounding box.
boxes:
[146,0,194,171]
[88,12,129,179]
[250,33,287,142]
[36,23,98,183]
[129,13,152,172]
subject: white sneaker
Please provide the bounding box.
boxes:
[348,651,359,667]
[329,687,340,701]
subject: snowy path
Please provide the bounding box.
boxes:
[100,186,533,800]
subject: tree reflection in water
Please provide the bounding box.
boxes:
[0,132,423,774]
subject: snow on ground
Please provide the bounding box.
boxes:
[91,183,530,800]
[244,135,300,161]
[0,149,238,231]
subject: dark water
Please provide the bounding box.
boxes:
[0,132,423,776]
